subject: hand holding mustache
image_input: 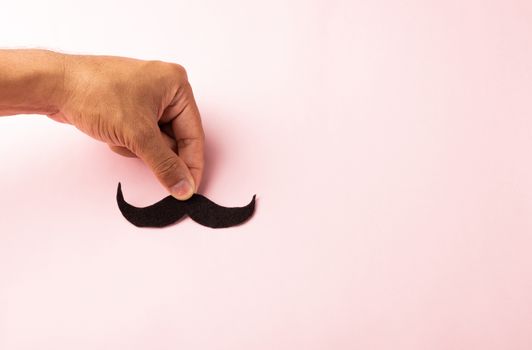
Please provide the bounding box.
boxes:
[47,53,204,200]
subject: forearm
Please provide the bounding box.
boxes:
[0,49,65,116]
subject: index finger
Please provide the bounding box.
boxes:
[168,89,205,192]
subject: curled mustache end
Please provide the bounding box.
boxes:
[116,182,256,229]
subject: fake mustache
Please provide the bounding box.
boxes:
[116,183,256,228]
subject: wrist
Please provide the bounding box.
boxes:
[0,49,67,116]
[30,50,68,115]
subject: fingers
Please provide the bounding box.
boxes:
[133,128,195,200]
[160,83,204,191]
[108,131,177,158]
[170,103,205,191]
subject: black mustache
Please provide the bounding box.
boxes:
[116,183,256,228]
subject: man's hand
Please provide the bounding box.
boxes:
[50,54,204,200]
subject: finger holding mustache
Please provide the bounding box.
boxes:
[131,124,196,200]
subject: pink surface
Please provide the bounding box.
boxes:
[1,0,532,349]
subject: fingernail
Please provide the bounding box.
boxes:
[170,179,193,200]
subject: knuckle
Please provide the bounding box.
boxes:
[170,63,188,81]
[171,63,186,74]
[153,156,179,179]
[177,138,195,148]
[125,125,156,154]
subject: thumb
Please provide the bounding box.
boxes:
[134,130,196,200]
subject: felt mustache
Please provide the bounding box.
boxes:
[116,183,256,228]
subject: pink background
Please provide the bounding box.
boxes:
[1,0,532,348]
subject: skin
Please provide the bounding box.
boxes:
[0,49,204,200]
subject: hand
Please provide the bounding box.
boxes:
[50,54,204,200]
